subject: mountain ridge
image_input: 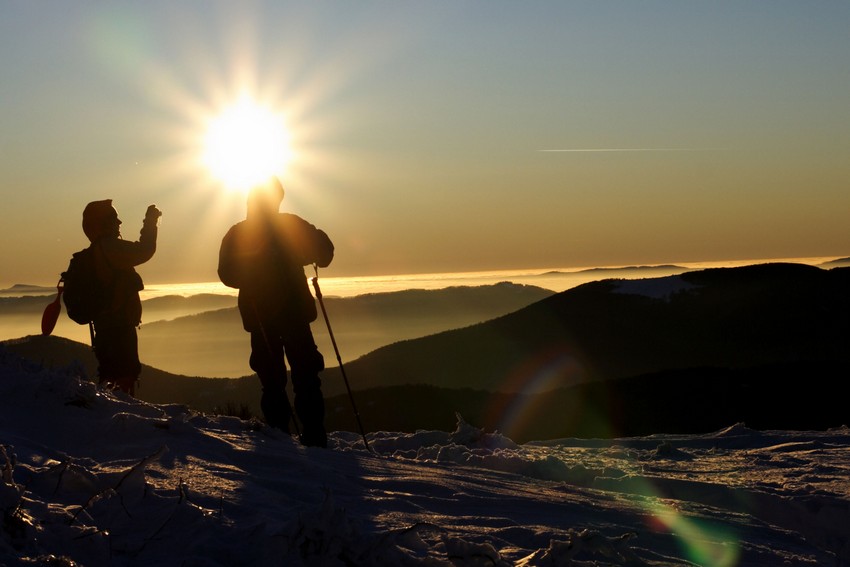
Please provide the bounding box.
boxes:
[326,263,849,395]
[4,263,848,439]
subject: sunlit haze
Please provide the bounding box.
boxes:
[2,2,849,287]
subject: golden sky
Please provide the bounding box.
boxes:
[2,2,849,286]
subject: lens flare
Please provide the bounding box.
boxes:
[644,485,741,566]
[484,346,590,441]
[201,95,293,193]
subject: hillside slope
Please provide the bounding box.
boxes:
[138,282,554,377]
[5,334,847,440]
[331,263,850,393]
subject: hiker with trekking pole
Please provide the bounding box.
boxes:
[217,178,336,448]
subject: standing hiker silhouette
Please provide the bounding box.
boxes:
[82,200,161,395]
[217,178,334,447]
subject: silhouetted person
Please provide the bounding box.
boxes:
[82,200,161,395]
[218,178,334,447]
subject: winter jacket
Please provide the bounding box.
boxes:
[218,213,333,332]
[92,218,158,328]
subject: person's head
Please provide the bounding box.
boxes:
[247,177,285,220]
[82,200,121,242]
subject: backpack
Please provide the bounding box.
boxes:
[61,245,111,325]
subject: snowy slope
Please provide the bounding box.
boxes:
[2,347,849,566]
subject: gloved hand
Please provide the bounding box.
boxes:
[145,205,162,223]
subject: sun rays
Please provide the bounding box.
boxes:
[78,3,408,283]
[201,95,294,194]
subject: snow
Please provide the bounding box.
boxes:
[2,347,849,566]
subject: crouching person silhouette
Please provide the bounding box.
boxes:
[218,178,334,447]
[82,200,161,395]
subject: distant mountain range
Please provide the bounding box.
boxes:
[137,282,554,377]
[328,262,850,392]
[4,263,848,440]
[822,256,850,267]
[1,282,553,374]
[540,264,686,276]
[0,284,55,296]
[323,262,850,439]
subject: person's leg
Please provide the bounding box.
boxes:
[93,325,141,395]
[250,330,292,433]
[282,323,327,447]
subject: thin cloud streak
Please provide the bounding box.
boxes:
[538,148,722,153]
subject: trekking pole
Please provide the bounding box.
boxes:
[311,265,372,453]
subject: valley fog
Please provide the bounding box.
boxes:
[2,258,842,379]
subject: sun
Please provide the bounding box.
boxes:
[201,96,293,193]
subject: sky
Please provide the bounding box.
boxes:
[3,347,849,565]
[2,1,849,287]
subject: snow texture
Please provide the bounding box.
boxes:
[1,346,849,566]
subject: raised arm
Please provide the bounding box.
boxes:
[101,205,160,269]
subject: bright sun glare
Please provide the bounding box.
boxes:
[202,96,293,193]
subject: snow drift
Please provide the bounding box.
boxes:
[2,345,849,566]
